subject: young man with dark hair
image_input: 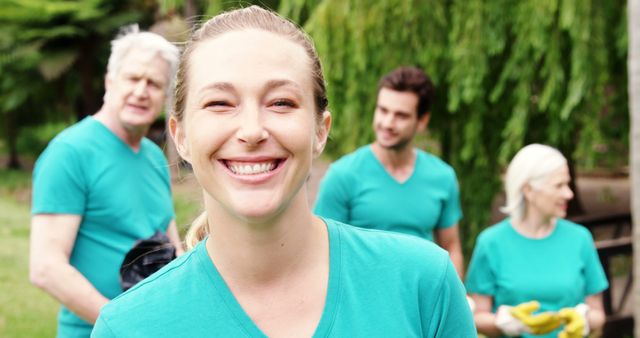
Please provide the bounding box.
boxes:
[315,66,465,278]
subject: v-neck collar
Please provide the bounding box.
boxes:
[87,116,144,156]
[367,145,419,185]
[195,220,342,337]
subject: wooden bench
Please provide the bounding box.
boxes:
[571,213,633,337]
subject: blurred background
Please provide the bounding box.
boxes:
[0,0,634,337]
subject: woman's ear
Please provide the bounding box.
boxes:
[313,111,332,158]
[522,183,534,201]
[168,116,191,163]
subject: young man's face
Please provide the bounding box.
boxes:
[372,88,429,151]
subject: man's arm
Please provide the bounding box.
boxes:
[435,224,465,279]
[29,214,109,324]
[165,220,184,256]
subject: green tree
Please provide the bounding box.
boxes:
[280,0,628,257]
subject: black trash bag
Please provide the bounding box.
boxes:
[120,231,177,291]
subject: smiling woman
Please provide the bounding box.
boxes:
[91,6,476,338]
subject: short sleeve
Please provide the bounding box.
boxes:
[436,169,463,229]
[581,231,609,295]
[465,237,496,296]
[31,141,86,215]
[91,315,117,338]
[313,165,351,223]
[425,260,477,337]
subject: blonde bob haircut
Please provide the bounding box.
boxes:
[500,144,568,221]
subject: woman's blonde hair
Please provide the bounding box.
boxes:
[175,6,329,249]
[500,144,567,221]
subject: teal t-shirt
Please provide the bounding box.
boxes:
[465,218,608,338]
[314,145,462,241]
[32,117,175,338]
[92,219,476,337]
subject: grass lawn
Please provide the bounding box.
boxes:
[0,170,58,337]
[0,169,201,337]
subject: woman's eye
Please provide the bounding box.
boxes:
[203,100,235,112]
[271,99,297,108]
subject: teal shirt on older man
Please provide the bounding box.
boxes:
[32,117,175,337]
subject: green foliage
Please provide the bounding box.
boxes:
[0,169,31,193]
[17,122,71,159]
[279,0,628,257]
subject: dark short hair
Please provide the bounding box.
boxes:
[377,66,434,118]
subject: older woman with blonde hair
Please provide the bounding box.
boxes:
[466,144,608,338]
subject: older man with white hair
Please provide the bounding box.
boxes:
[29,27,182,337]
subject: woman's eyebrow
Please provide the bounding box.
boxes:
[264,79,302,92]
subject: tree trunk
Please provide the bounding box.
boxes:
[77,38,98,120]
[5,114,21,169]
[628,0,640,336]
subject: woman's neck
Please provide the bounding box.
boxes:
[204,192,327,285]
[512,212,556,239]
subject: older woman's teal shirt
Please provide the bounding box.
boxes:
[465,218,608,338]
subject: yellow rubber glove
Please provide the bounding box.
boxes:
[510,301,563,335]
[558,304,589,338]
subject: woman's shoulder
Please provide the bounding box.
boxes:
[476,218,513,243]
[98,246,203,322]
[555,218,594,239]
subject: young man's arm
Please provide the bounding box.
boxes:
[435,224,465,279]
[30,214,109,324]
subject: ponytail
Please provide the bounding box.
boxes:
[185,211,208,250]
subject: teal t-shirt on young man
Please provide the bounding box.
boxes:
[465,218,609,338]
[314,146,462,241]
[32,117,175,338]
[92,219,476,338]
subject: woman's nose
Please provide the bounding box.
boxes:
[236,107,268,146]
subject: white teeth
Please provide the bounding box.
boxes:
[228,161,276,175]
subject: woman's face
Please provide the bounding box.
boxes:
[172,29,330,222]
[525,164,574,219]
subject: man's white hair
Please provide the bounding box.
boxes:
[500,143,567,221]
[106,24,180,107]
